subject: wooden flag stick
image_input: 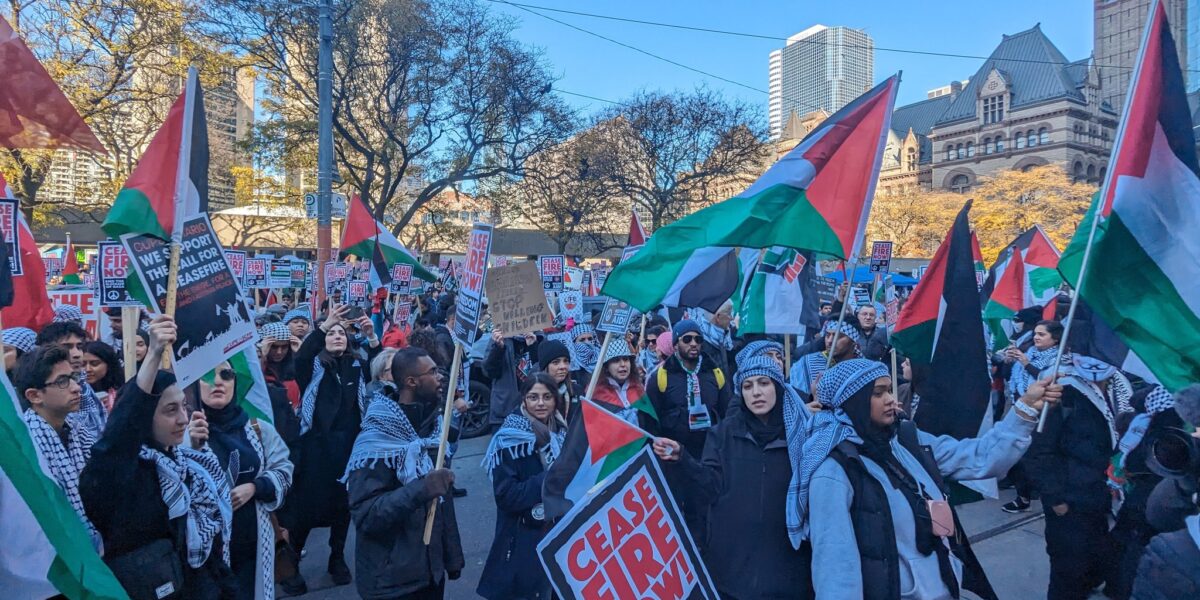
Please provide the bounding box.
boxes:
[891,348,899,405]
[784,334,792,378]
[122,306,139,380]
[423,341,464,545]
[585,332,614,401]
[826,257,860,370]
[161,242,181,369]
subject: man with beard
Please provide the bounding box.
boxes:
[346,347,464,600]
[645,319,731,538]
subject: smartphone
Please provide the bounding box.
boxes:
[345,305,365,320]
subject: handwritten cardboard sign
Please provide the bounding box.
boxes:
[483,261,553,337]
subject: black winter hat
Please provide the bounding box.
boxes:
[538,340,571,371]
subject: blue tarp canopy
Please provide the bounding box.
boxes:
[826,266,919,286]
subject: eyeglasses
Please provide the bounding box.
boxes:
[216,369,236,381]
[524,393,555,404]
[415,366,440,378]
[678,334,701,344]
[40,374,75,390]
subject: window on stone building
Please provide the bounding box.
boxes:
[1039,127,1050,145]
[1087,164,1096,181]
[946,146,954,161]
[995,136,1005,152]
[906,148,917,171]
[956,144,964,159]
[966,142,975,158]
[1027,131,1038,147]
[1073,161,1084,182]
[983,138,992,154]
[950,174,971,193]
[1015,135,1026,149]
[982,95,1005,124]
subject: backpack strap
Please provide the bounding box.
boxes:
[657,366,668,393]
[714,367,724,389]
[896,419,948,495]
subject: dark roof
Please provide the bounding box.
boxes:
[936,24,1103,125]
[35,209,108,245]
[891,95,954,164]
[445,226,623,259]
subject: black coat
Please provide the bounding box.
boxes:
[476,451,554,600]
[674,410,813,599]
[281,326,378,531]
[347,462,465,600]
[859,325,890,362]
[1131,528,1200,599]
[483,337,537,426]
[1026,385,1117,513]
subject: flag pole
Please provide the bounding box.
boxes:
[423,341,463,545]
[122,306,139,379]
[826,257,859,370]
[585,332,614,401]
[891,348,899,404]
[784,334,792,378]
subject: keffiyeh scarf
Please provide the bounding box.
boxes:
[677,354,704,409]
[573,342,600,372]
[139,445,232,568]
[482,409,566,478]
[300,356,367,435]
[789,352,828,398]
[1007,345,1059,398]
[341,392,438,485]
[1058,354,1133,446]
[24,410,99,547]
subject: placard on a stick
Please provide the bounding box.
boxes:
[97,241,139,307]
[453,223,493,346]
[390,263,413,294]
[483,261,553,337]
[0,198,22,276]
[869,240,894,274]
[537,447,718,600]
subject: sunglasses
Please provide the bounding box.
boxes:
[678,334,701,344]
[215,368,236,381]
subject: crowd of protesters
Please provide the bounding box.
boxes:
[5,276,1199,600]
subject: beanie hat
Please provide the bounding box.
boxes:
[538,340,571,371]
[672,319,702,340]
[261,322,291,343]
[656,331,674,357]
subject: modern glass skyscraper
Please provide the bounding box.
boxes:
[768,25,874,139]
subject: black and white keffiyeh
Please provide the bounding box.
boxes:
[2,327,37,354]
[23,409,99,548]
[299,356,366,435]
[1057,354,1134,446]
[139,445,232,568]
[341,392,438,485]
[482,409,566,478]
[1007,345,1060,398]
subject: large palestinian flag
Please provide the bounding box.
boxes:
[103,68,207,242]
[1059,1,1200,391]
[602,76,899,312]
[982,250,1027,350]
[340,195,435,287]
[736,246,819,335]
[891,201,992,441]
[542,398,650,520]
[979,226,1061,307]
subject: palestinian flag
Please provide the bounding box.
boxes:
[603,76,899,312]
[0,177,53,330]
[979,226,1061,307]
[982,250,1027,350]
[970,231,985,289]
[891,201,992,442]
[60,236,80,285]
[220,347,274,424]
[543,398,651,520]
[736,246,819,335]
[1059,1,1200,391]
[103,68,207,242]
[628,209,648,246]
[0,370,127,599]
[340,194,435,287]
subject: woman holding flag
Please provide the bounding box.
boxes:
[654,356,814,599]
[477,373,567,600]
[188,360,293,600]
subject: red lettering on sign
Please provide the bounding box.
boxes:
[621,488,646,529]
[616,531,662,594]
[600,554,637,598]
[607,506,635,548]
[649,550,694,600]
[566,537,597,581]
[581,574,615,600]
[583,521,613,565]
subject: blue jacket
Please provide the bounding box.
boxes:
[476,451,553,600]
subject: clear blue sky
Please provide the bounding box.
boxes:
[486,0,1095,113]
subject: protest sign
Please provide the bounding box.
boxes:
[393,298,411,326]
[563,266,584,291]
[483,262,553,337]
[352,260,370,281]
[813,276,838,306]
[244,258,268,289]
[389,263,413,295]
[869,240,893,274]
[269,259,293,289]
[596,247,637,334]
[325,262,351,297]
[538,447,718,600]
[121,215,257,388]
[851,286,872,309]
[290,262,307,289]
[539,255,565,292]
[493,256,509,268]
[581,270,592,297]
[48,289,109,339]
[883,275,900,327]
[43,257,62,279]
[96,241,139,307]
[223,250,246,287]
[453,223,493,346]
[0,198,21,275]
[306,267,315,292]
[913,265,928,281]
[558,290,583,321]
[348,281,368,303]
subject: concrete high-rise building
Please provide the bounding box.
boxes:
[768,25,873,139]
[1094,0,1188,109]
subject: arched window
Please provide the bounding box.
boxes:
[1073,161,1084,182]
[1099,166,1107,181]
[956,144,965,159]
[1087,164,1096,181]
[1027,130,1038,147]
[906,148,917,171]
[984,138,994,154]
[1039,127,1050,145]
[966,142,975,158]
[1015,134,1026,149]
[995,136,1005,152]
[1074,124,1082,141]
[950,174,971,193]
[946,146,954,161]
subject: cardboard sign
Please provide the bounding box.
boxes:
[869,240,894,274]
[483,262,553,337]
[244,258,268,289]
[390,263,413,295]
[97,241,140,307]
[537,447,718,600]
[453,223,493,346]
[223,250,246,287]
[47,289,108,340]
[121,215,257,388]
[558,290,583,321]
[540,255,565,292]
[0,199,22,276]
[269,259,293,289]
[563,266,584,291]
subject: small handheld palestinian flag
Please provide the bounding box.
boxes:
[982,250,1027,351]
[60,234,80,285]
[542,398,651,520]
[340,194,435,287]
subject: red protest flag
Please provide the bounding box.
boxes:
[0,15,104,154]
[0,175,52,329]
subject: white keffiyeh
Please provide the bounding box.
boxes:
[300,356,367,435]
[23,410,99,548]
[139,445,232,568]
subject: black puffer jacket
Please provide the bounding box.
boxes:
[673,410,813,599]
[1025,385,1117,512]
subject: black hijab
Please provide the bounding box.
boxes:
[82,372,178,493]
[742,380,786,448]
